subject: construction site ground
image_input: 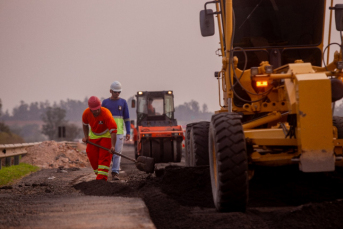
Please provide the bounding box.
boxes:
[1,141,343,229]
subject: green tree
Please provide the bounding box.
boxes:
[10,124,47,142]
[0,99,25,144]
[174,100,213,126]
[59,98,88,122]
[41,107,67,140]
[0,122,11,134]
[0,99,10,134]
[190,100,200,113]
[65,123,82,141]
[12,101,29,120]
[28,102,40,120]
[202,104,208,113]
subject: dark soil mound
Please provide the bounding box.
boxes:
[73,166,216,229]
[249,165,343,207]
[5,145,343,229]
[72,164,343,229]
[160,165,214,208]
[74,179,136,196]
[73,166,214,208]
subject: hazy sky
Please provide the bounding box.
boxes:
[0,0,341,114]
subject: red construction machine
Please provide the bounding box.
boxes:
[131,90,184,163]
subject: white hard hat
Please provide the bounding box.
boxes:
[110,81,122,92]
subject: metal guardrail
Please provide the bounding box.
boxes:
[0,142,41,170]
[0,141,80,170]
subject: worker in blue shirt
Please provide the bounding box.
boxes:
[102,81,130,180]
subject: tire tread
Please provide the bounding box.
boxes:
[209,113,248,212]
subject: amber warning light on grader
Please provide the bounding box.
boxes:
[256,81,268,87]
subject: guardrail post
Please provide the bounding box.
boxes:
[5,157,11,167]
[0,142,41,169]
[14,156,20,165]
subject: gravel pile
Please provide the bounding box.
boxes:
[21,141,89,169]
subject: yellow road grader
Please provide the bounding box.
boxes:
[186,0,343,212]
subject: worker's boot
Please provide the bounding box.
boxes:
[111,172,120,181]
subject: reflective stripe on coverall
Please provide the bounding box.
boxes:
[86,137,112,180]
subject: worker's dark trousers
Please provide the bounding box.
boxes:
[86,138,112,181]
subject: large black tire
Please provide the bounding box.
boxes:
[151,139,161,163]
[185,123,196,166]
[189,122,210,166]
[185,122,208,166]
[141,139,151,157]
[163,138,173,162]
[333,116,343,139]
[209,113,248,212]
[175,139,182,162]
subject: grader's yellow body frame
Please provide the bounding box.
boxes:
[186,0,343,212]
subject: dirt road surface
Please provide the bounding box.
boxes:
[1,144,343,229]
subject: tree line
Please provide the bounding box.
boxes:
[0,99,25,144]
[3,96,343,144]
[0,97,214,143]
[1,97,214,125]
[1,98,89,122]
[2,97,343,126]
[0,98,89,142]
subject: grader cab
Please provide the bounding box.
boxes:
[132,91,183,163]
[186,0,343,212]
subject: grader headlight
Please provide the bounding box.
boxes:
[264,65,273,74]
[251,66,273,90]
[251,67,259,76]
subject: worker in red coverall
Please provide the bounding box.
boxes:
[82,96,118,181]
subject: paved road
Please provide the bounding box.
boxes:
[0,145,156,229]
[1,195,155,229]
